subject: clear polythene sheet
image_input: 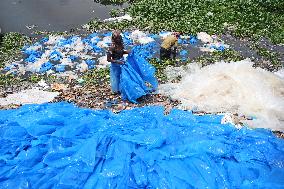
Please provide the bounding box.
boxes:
[0,102,283,188]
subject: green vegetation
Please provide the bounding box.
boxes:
[0,33,31,86]
[250,43,281,66]
[194,50,244,66]
[0,74,20,86]
[82,68,110,85]
[129,0,284,43]
[0,32,31,68]
[149,59,177,83]
[86,0,284,44]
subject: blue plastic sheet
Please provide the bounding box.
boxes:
[0,102,283,188]
[40,62,53,73]
[127,47,158,90]
[119,48,158,103]
[25,54,38,63]
[50,51,62,61]
[85,59,96,69]
[55,64,66,72]
[120,63,148,103]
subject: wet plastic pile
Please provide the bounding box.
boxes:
[0,102,283,188]
[159,59,284,131]
[2,31,228,76]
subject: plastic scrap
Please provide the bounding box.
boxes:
[159,60,284,130]
[55,64,66,72]
[50,51,62,61]
[197,32,213,43]
[85,59,96,69]
[3,30,228,76]
[40,62,53,73]
[103,14,132,22]
[0,89,59,106]
[0,102,283,188]
[119,47,158,103]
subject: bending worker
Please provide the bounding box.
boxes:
[160,32,181,60]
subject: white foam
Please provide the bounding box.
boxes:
[159,59,284,130]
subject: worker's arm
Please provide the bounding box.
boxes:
[107,48,124,64]
[172,40,178,60]
[172,47,177,60]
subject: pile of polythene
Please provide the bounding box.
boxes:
[0,102,283,188]
[2,31,228,76]
[160,59,284,131]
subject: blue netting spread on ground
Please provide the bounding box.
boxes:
[0,102,283,189]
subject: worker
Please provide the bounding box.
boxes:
[107,30,129,95]
[160,32,181,60]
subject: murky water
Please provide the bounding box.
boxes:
[0,0,127,34]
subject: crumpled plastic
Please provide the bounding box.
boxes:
[119,48,158,103]
[0,102,283,188]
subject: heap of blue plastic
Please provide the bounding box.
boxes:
[120,45,158,103]
[0,102,283,188]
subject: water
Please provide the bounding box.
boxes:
[0,0,127,34]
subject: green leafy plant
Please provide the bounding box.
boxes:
[126,0,284,44]
[82,68,110,85]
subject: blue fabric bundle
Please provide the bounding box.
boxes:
[0,102,283,188]
[119,48,158,103]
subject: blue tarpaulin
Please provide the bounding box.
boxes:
[0,102,283,188]
[119,48,158,103]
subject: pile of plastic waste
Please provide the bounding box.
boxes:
[2,31,229,76]
[0,102,283,188]
[159,59,284,131]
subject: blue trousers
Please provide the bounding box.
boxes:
[110,63,122,93]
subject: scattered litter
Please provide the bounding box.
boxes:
[221,113,243,129]
[37,80,49,89]
[103,14,132,22]
[76,62,89,72]
[197,32,213,43]
[98,55,109,68]
[2,31,226,77]
[51,83,67,91]
[130,30,155,44]
[0,89,59,106]
[77,78,85,84]
[159,31,172,39]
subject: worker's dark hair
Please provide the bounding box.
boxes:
[173,32,182,37]
[111,30,123,48]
